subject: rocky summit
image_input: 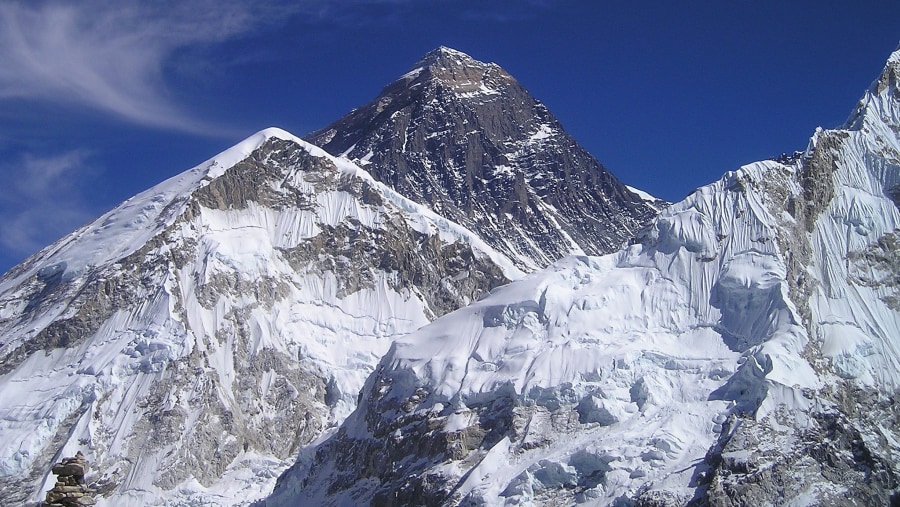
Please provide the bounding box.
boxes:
[268,47,900,506]
[1,43,898,507]
[307,47,661,271]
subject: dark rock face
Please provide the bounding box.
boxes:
[848,229,900,310]
[306,47,660,270]
[796,131,844,232]
[702,388,900,507]
[271,372,519,506]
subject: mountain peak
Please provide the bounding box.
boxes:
[0,121,517,505]
[843,42,900,132]
[399,46,511,96]
[415,46,483,68]
[890,41,900,63]
[424,45,473,59]
[306,49,658,271]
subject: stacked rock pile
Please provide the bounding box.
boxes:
[43,452,95,506]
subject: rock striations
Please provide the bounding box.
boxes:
[0,130,517,505]
[267,47,900,506]
[3,43,899,507]
[307,47,661,271]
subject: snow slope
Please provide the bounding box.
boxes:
[0,128,518,506]
[271,46,900,506]
[811,46,900,388]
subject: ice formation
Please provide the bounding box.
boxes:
[271,46,900,506]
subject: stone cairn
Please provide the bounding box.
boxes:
[43,452,95,506]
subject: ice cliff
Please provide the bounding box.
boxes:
[270,46,900,506]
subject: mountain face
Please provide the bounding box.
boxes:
[269,49,900,506]
[306,47,660,271]
[0,129,518,505]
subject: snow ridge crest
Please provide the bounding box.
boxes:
[272,45,900,507]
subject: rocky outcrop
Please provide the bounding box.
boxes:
[703,390,900,507]
[307,47,660,270]
[848,229,900,310]
[268,45,900,507]
[0,130,515,505]
[43,452,94,506]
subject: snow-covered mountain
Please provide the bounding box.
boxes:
[0,129,519,505]
[268,47,900,506]
[306,47,661,271]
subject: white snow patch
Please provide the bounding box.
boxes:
[626,185,659,203]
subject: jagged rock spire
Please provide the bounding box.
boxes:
[306,47,660,270]
[274,44,900,507]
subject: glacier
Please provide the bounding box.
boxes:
[269,46,900,506]
[2,42,899,507]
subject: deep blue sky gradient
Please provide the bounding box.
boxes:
[1,0,898,273]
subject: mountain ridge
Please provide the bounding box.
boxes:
[269,45,900,506]
[0,127,517,505]
[2,43,898,507]
[306,46,660,271]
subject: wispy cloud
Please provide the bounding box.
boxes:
[0,0,296,135]
[0,150,97,262]
[0,0,433,135]
[0,0,429,271]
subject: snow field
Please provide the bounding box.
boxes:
[0,128,520,505]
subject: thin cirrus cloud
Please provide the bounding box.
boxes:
[0,0,446,136]
[0,0,424,272]
[0,150,96,261]
[0,0,298,136]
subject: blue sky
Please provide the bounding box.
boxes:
[0,0,898,274]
